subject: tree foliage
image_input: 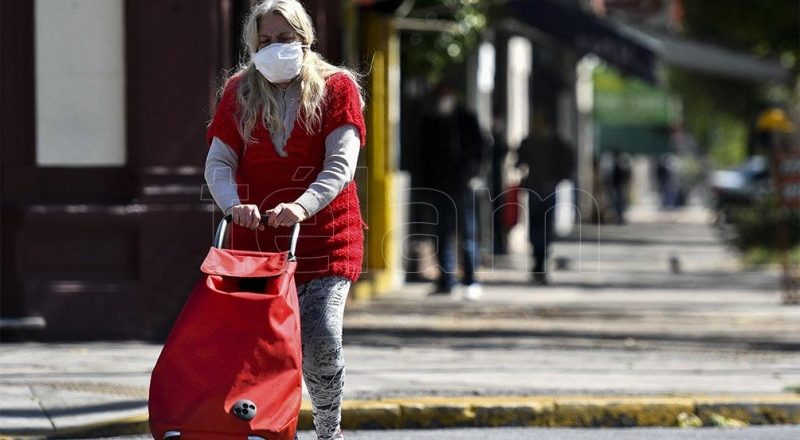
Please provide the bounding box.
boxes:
[669,0,798,162]
[682,0,799,71]
[401,0,488,84]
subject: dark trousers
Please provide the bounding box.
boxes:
[610,185,627,224]
[528,193,556,273]
[433,188,478,289]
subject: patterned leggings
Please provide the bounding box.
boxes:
[296,276,350,440]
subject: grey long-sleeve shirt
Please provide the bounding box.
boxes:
[204,80,360,217]
[204,127,360,216]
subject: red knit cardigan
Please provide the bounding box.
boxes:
[206,72,367,284]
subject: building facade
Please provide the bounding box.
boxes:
[1,0,365,340]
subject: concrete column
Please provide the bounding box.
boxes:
[576,55,601,222]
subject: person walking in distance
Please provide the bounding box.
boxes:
[517,121,574,285]
[419,84,485,300]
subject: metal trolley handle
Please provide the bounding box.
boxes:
[214,215,301,262]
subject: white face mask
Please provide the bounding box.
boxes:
[252,42,308,83]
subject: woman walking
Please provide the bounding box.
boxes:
[204,1,365,439]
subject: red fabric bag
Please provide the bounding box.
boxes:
[149,220,302,440]
[502,185,521,229]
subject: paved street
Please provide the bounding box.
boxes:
[309,427,800,439]
[342,211,800,399]
[81,426,800,440]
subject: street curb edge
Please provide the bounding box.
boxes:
[3,396,799,438]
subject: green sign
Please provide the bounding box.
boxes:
[597,124,671,155]
[593,66,677,125]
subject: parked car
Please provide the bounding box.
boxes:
[708,155,770,224]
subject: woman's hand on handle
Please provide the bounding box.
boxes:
[265,203,308,228]
[230,204,265,231]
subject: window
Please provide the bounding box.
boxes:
[35,0,126,166]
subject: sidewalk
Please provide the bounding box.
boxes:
[2,207,799,438]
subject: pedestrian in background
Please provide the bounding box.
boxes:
[517,121,574,285]
[656,152,683,209]
[609,150,632,223]
[204,1,365,438]
[419,84,485,300]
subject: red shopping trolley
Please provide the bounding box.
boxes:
[149,216,302,440]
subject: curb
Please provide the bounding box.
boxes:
[3,395,799,439]
[329,395,800,430]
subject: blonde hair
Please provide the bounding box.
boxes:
[231,0,362,143]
